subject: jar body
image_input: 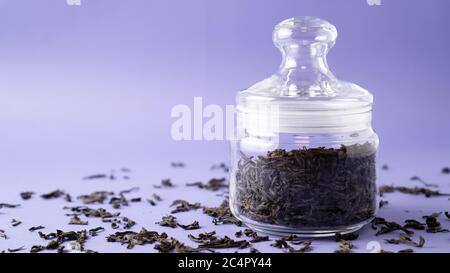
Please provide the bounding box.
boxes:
[229,128,379,237]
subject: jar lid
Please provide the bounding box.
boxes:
[237,16,373,134]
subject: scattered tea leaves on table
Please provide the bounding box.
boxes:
[107,228,168,249]
[371,217,413,236]
[379,185,449,197]
[403,219,426,230]
[77,191,113,204]
[186,178,227,191]
[385,234,425,247]
[203,200,242,226]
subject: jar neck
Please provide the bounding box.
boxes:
[278,44,337,96]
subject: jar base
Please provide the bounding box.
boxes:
[240,217,373,238]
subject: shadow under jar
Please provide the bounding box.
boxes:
[229,16,379,237]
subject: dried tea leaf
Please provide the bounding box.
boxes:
[0,203,20,209]
[188,231,217,243]
[77,191,113,204]
[156,215,178,228]
[441,167,450,174]
[398,248,414,253]
[170,199,201,213]
[334,232,359,241]
[107,228,167,249]
[410,176,438,188]
[7,246,25,253]
[250,247,261,253]
[82,174,108,180]
[379,200,389,208]
[372,217,413,236]
[379,185,449,197]
[41,190,71,202]
[198,236,249,249]
[203,200,242,226]
[147,199,156,206]
[11,219,22,227]
[154,179,174,188]
[178,221,200,230]
[445,212,450,219]
[29,226,45,232]
[210,163,229,173]
[186,178,228,191]
[423,214,449,233]
[403,219,426,230]
[30,245,45,253]
[0,229,7,239]
[20,191,35,200]
[68,215,89,225]
[171,162,186,168]
[287,240,312,253]
[152,193,162,201]
[335,240,353,253]
[88,227,105,236]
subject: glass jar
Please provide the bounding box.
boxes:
[229,16,379,237]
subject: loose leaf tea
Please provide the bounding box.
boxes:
[238,228,269,243]
[198,236,249,249]
[287,240,312,253]
[170,199,201,213]
[335,240,353,253]
[178,221,200,230]
[34,229,89,253]
[77,191,114,204]
[379,185,449,198]
[403,219,426,230]
[410,176,438,188]
[334,232,359,242]
[20,191,35,200]
[156,215,178,228]
[29,226,45,232]
[233,143,377,228]
[187,178,228,191]
[0,229,7,239]
[68,215,89,225]
[154,179,174,188]
[7,246,25,253]
[41,190,72,202]
[152,193,162,201]
[442,167,450,174]
[0,203,20,209]
[11,219,22,227]
[88,227,105,236]
[371,217,413,236]
[171,162,186,168]
[82,174,108,180]
[210,163,230,173]
[398,248,414,253]
[423,214,449,233]
[188,231,218,243]
[385,234,425,248]
[203,200,242,226]
[107,228,168,249]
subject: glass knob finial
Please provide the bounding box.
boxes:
[273,16,338,49]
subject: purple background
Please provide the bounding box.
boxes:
[1,0,450,253]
